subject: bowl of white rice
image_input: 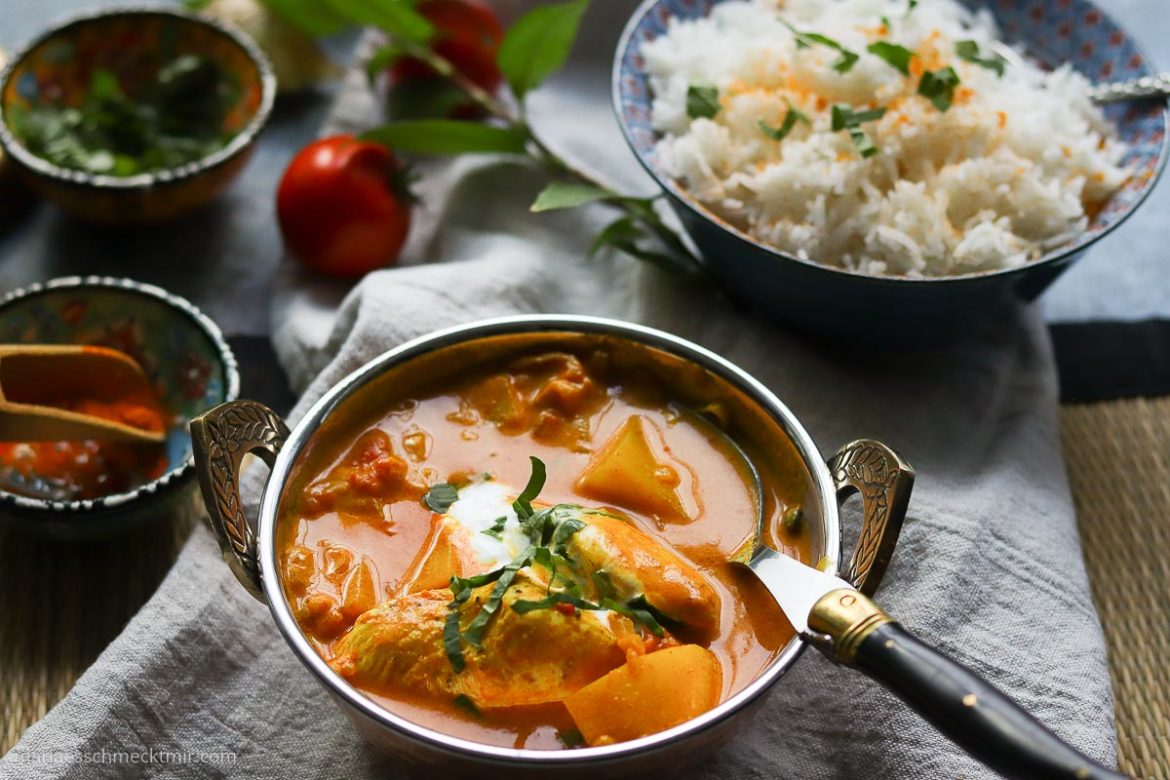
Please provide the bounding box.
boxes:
[614,0,1168,336]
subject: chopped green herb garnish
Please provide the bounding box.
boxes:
[880,15,892,28]
[9,54,240,177]
[686,84,721,119]
[781,505,804,533]
[591,569,618,600]
[866,41,916,76]
[907,0,918,12]
[444,587,473,672]
[511,591,599,615]
[918,66,961,111]
[831,104,886,158]
[482,515,508,540]
[453,694,481,717]
[781,21,860,73]
[955,40,1007,77]
[462,546,536,648]
[423,483,459,513]
[558,729,586,748]
[758,100,810,141]
[512,456,546,520]
[831,105,888,130]
[600,597,666,637]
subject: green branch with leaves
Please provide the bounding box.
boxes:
[245,0,706,276]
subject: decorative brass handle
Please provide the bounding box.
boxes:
[190,400,289,601]
[828,439,915,596]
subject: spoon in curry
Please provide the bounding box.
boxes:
[0,345,165,444]
[689,412,1127,780]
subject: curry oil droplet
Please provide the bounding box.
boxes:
[460,429,479,441]
[402,426,432,462]
[446,400,480,426]
[653,464,681,488]
[386,399,417,422]
[420,467,439,484]
[322,544,354,584]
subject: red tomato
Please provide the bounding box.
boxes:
[391,0,505,94]
[276,136,412,278]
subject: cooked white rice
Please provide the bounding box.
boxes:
[643,0,1130,276]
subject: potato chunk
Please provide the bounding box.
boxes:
[564,645,722,745]
[575,416,688,523]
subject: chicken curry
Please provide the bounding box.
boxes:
[277,340,811,749]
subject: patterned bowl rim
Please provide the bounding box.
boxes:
[0,4,277,191]
[611,0,1170,287]
[0,276,240,516]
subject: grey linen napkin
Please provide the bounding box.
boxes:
[1,2,1116,778]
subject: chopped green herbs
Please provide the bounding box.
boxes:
[955,40,1007,77]
[482,515,508,539]
[686,84,721,119]
[781,21,859,73]
[781,505,804,533]
[9,55,240,176]
[557,729,586,748]
[462,546,536,648]
[907,0,918,12]
[512,456,546,520]
[443,459,679,672]
[831,104,887,158]
[866,41,916,76]
[758,100,809,141]
[918,66,961,111]
[453,694,481,717]
[423,483,459,513]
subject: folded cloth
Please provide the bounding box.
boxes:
[0,2,1116,778]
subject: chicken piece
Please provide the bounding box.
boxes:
[329,576,630,709]
[565,510,721,641]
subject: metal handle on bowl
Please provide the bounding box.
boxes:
[190,400,289,602]
[828,439,914,596]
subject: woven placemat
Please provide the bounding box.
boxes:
[1,401,1167,777]
[1062,398,1170,780]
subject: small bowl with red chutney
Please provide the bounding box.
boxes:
[191,315,912,777]
[0,276,238,539]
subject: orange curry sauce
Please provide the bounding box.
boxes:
[0,367,168,501]
[277,348,810,749]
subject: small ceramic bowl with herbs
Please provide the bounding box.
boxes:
[0,276,239,540]
[0,6,275,224]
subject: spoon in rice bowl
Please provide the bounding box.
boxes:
[706,416,1126,779]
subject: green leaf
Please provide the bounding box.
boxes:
[955,40,1006,77]
[258,0,351,37]
[531,181,617,212]
[591,216,693,274]
[686,84,720,119]
[866,41,915,76]
[361,121,528,155]
[591,569,618,600]
[511,591,601,615]
[444,587,473,672]
[453,694,481,717]
[423,483,459,513]
[497,0,590,100]
[781,21,859,73]
[600,596,665,637]
[557,729,586,748]
[830,104,887,131]
[482,515,508,540]
[512,456,547,521]
[758,100,809,141]
[463,546,536,647]
[323,0,434,42]
[918,66,961,111]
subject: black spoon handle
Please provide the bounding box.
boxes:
[809,590,1126,780]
